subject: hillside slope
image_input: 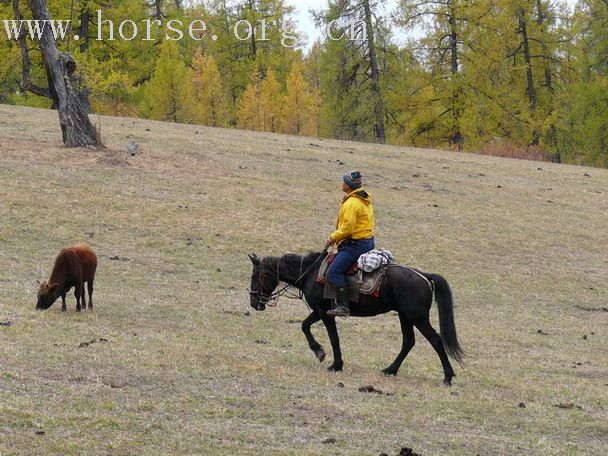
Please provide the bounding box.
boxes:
[1,105,607,455]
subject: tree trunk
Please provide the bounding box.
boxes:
[79,7,90,53]
[518,8,539,145]
[247,0,257,60]
[362,0,386,143]
[535,0,553,93]
[153,0,163,19]
[448,1,462,150]
[13,0,52,100]
[27,0,97,147]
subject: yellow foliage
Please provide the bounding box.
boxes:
[191,48,229,127]
[142,40,194,123]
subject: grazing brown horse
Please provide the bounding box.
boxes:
[36,243,97,311]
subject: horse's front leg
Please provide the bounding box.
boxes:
[321,315,343,371]
[302,310,325,362]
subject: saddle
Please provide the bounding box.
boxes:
[316,253,386,302]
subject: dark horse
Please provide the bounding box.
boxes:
[248,252,464,385]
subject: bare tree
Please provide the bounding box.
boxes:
[26,0,98,147]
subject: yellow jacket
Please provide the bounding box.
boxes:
[330,189,375,243]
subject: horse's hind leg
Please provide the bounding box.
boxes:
[382,313,414,376]
[80,283,87,310]
[415,318,455,385]
[87,279,94,310]
[301,310,325,363]
[74,283,83,311]
[321,315,344,372]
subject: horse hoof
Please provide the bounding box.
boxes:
[314,349,326,363]
[381,368,397,376]
[443,378,452,386]
[327,364,343,372]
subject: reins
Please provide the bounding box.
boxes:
[251,252,325,308]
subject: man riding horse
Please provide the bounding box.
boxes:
[325,170,375,317]
[248,170,463,382]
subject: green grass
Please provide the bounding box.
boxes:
[1,105,607,455]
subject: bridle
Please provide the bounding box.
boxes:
[249,253,325,308]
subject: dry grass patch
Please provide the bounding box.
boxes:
[1,105,607,455]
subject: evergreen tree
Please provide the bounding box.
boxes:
[282,61,317,136]
[397,0,473,149]
[191,48,229,127]
[259,69,283,132]
[316,0,393,143]
[142,40,194,123]
[237,69,283,132]
[237,71,263,130]
[553,0,608,166]
[317,0,388,143]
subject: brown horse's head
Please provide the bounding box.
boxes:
[36,281,59,310]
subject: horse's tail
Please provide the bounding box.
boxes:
[427,273,465,365]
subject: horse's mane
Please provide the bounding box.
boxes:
[262,252,324,278]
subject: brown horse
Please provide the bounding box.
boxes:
[37,243,97,311]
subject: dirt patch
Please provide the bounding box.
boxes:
[79,338,109,348]
[379,447,422,456]
[359,385,394,396]
[554,403,583,410]
[575,305,608,313]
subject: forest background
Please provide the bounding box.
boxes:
[0,0,606,167]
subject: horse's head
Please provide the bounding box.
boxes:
[248,254,279,311]
[36,280,58,310]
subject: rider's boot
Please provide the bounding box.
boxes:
[327,286,350,317]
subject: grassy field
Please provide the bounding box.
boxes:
[0,105,607,455]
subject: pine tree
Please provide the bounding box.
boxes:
[237,71,263,130]
[317,0,388,143]
[553,0,608,166]
[396,0,472,149]
[259,69,283,132]
[282,62,317,136]
[191,48,229,127]
[207,0,301,120]
[237,69,284,132]
[142,40,194,123]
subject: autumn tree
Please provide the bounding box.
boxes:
[191,48,229,127]
[396,0,474,149]
[316,0,394,143]
[316,0,387,143]
[237,69,283,132]
[282,61,318,136]
[553,0,608,166]
[142,40,194,123]
[236,71,263,130]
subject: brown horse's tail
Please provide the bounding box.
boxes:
[428,273,465,365]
